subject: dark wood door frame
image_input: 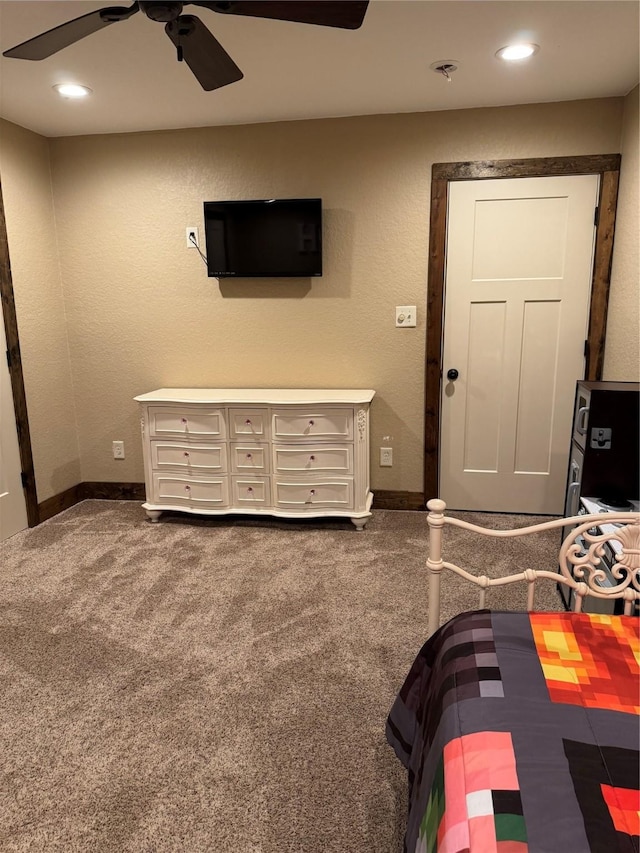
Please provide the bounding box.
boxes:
[0,180,39,526]
[424,153,621,503]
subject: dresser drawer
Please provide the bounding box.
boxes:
[273,479,353,510]
[272,409,353,441]
[230,443,269,473]
[151,474,229,507]
[273,445,353,475]
[231,476,271,507]
[151,441,227,473]
[229,408,267,440]
[148,406,226,438]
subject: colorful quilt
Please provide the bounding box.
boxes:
[386,610,640,853]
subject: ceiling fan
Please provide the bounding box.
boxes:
[2,1,369,91]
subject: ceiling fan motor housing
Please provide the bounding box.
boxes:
[139,1,184,22]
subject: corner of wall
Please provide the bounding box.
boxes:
[0,118,82,502]
[603,86,640,381]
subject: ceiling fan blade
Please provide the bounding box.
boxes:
[190,1,369,29]
[165,15,243,91]
[2,3,140,60]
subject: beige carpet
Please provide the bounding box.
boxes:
[0,501,562,852]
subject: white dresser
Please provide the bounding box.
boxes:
[134,389,376,529]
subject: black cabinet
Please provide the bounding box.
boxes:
[560,380,639,611]
[564,380,639,516]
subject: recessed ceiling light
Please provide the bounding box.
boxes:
[53,83,92,99]
[496,43,540,62]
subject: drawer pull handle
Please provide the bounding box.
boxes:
[309,420,315,427]
[310,455,315,461]
[245,419,252,425]
[246,453,252,459]
[183,451,190,458]
[247,487,253,493]
[181,418,188,425]
[184,485,191,492]
[310,489,316,496]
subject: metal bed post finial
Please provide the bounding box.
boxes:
[427,498,447,636]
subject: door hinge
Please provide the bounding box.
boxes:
[20,471,29,489]
[584,339,589,357]
[594,205,599,226]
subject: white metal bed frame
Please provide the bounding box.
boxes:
[426,498,640,637]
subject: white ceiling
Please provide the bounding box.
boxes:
[0,0,638,138]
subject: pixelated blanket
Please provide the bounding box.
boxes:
[386,610,639,853]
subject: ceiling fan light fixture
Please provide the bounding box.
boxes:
[53,83,93,99]
[496,43,539,62]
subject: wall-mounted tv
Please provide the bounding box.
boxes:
[203,198,322,278]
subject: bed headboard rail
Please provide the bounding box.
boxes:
[426,498,640,636]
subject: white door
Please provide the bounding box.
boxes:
[440,175,599,514]
[0,312,28,540]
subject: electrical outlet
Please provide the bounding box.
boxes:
[396,305,417,327]
[380,447,393,467]
[112,440,125,459]
[186,226,199,248]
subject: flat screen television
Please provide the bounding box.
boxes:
[203,198,322,278]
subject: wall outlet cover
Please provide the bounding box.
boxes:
[380,447,393,466]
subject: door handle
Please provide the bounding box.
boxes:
[576,406,589,435]
[567,481,581,514]
[447,368,459,381]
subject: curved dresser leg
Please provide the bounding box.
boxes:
[351,517,368,531]
[145,509,163,523]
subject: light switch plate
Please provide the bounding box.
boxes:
[396,305,417,327]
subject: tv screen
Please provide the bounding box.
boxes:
[203,198,322,278]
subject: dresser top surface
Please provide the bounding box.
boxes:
[134,388,376,405]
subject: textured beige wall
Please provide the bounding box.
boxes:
[604,86,639,381]
[45,98,626,494]
[3,97,631,500]
[0,119,80,502]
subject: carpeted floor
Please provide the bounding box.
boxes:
[0,501,562,852]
